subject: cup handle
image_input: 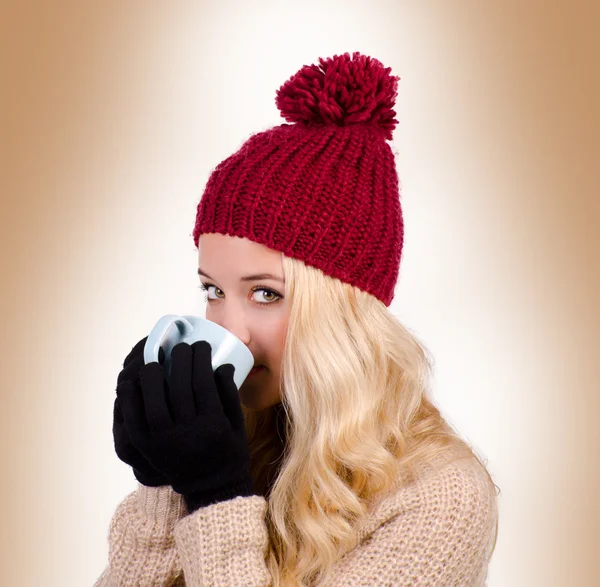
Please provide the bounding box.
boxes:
[143,314,195,365]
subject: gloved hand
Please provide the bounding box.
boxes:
[117,340,254,512]
[113,336,170,487]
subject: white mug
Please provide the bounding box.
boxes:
[143,314,255,390]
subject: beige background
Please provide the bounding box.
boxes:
[2,1,599,585]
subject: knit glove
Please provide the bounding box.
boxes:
[113,336,170,487]
[117,340,254,513]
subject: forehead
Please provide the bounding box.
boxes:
[198,233,283,269]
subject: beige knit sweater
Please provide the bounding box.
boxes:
[94,449,498,586]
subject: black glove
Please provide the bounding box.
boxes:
[117,340,254,512]
[113,336,169,487]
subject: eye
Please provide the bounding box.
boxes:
[198,283,282,306]
[198,283,222,301]
[253,287,280,304]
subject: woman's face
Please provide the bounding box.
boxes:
[197,233,289,411]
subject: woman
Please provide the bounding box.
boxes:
[95,52,499,586]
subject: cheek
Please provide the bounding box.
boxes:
[256,313,288,336]
[258,318,288,363]
[267,315,288,343]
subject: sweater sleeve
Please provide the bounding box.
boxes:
[172,495,270,586]
[93,484,188,587]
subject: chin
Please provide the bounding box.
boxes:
[240,394,276,412]
[239,386,278,412]
[238,368,281,411]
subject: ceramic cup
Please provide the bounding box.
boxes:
[143,314,254,389]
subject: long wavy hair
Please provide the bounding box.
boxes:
[241,254,499,586]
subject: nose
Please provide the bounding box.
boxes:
[216,311,251,347]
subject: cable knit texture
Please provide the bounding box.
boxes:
[95,448,498,586]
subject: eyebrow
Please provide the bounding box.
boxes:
[197,268,285,283]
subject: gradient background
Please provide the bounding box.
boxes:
[2,1,599,585]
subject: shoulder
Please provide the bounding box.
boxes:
[331,450,499,585]
[359,447,499,550]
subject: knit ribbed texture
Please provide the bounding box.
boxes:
[193,124,403,308]
[174,495,269,586]
[95,449,498,586]
[192,53,404,307]
[94,485,187,587]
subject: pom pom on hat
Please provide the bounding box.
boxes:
[276,51,400,140]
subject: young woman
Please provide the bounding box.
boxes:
[95,52,499,586]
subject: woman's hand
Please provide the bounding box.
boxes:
[113,336,170,487]
[117,340,254,509]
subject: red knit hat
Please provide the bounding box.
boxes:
[193,52,403,306]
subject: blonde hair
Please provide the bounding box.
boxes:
[242,254,499,586]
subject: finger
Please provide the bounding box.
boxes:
[113,396,124,426]
[118,377,150,443]
[117,352,145,387]
[139,362,173,431]
[123,336,149,367]
[113,397,158,475]
[190,340,222,416]
[214,364,246,432]
[169,342,196,423]
[113,398,132,457]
